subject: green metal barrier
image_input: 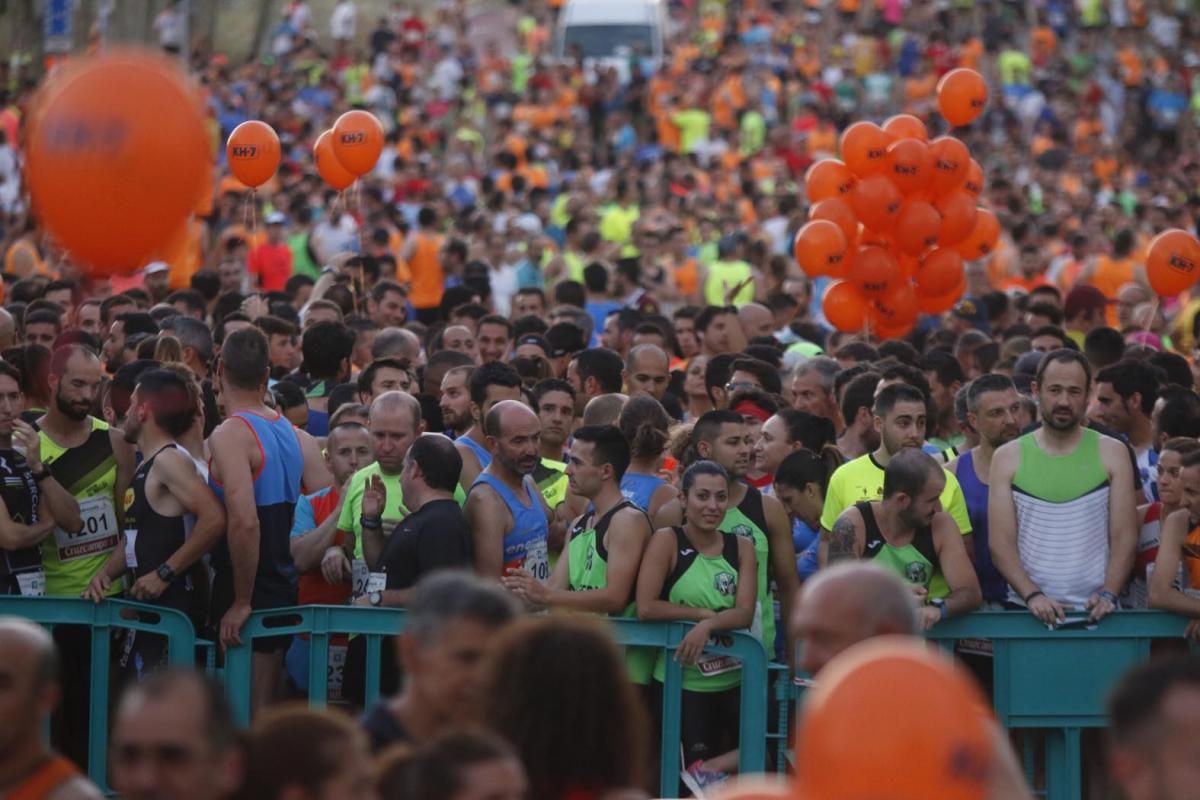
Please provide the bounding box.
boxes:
[0,597,196,791]
[222,606,770,798]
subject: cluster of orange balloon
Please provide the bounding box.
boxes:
[794,69,994,339]
[1145,228,1200,298]
[24,49,210,275]
[313,109,385,191]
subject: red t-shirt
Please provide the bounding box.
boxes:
[297,487,351,607]
[248,242,293,292]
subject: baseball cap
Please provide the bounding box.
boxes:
[1014,350,1044,377]
[265,211,287,225]
[544,322,586,358]
[951,296,988,330]
[144,261,169,275]
[1064,285,1111,320]
[515,334,550,354]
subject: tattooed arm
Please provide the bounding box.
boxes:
[826,508,864,564]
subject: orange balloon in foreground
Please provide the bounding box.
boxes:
[1145,228,1200,297]
[872,280,919,330]
[314,130,356,190]
[331,109,385,176]
[850,174,902,233]
[894,200,941,256]
[937,68,989,127]
[226,120,281,189]
[928,136,970,196]
[963,159,985,198]
[935,189,979,246]
[916,248,965,297]
[955,208,1001,261]
[24,49,209,274]
[794,219,849,278]
[809,197,859,247]
[805,159,855,203]
[792,637,992,800]
[848,246,897,296]
[918,278,966,314]
[823,281,870,332]
[886,138,933,196]
[883,113,928,142]
[839,121,890,177]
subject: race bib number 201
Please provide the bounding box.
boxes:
[54,495,119,562]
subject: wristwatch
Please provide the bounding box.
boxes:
[368,591,383,607]
[30,467,51,483]
[930,598,947,621]
[156,564,176,583]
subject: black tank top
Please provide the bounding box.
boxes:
[855,501,938,568]
[127,445,191,610]
[0,447,41,582]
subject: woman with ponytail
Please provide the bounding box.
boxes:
[617,394,678,519]
[752,408,841,496]
[773,447,843,583]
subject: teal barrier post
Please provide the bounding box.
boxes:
[223,605,405,725]
[0,597,196,791]
[557,619,770,798]
[225,609,768,798]
[926,610,1190,800]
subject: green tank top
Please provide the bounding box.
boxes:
[567,500,655,684]
[38,418,121,597]
[719,488,771,652]
[856,501,939,590]
[1013,427,1107,501]
[563,251,585,283]
[653,527,744,693]
[704,259,754,306]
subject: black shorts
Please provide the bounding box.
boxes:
[650,682,741,769]
[209,573,296,654]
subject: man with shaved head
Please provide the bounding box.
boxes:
[371,327,424,367]
[582,393,628,427]
[738,302,776,340]
[623,343,670,401]
[0,617,102,798]
[465,399,552,581]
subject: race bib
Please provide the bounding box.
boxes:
[54,495,119,562]
[523,539,550,582]
[16,570,46,597]
[351,559,369,599]
[695,633,741,677]
[124,530,139,570]
[366,571,387,593]
[327,644,348,702]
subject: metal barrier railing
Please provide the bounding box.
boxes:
[1,598,1193,800]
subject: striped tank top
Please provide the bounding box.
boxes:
[1010,428,1110,608]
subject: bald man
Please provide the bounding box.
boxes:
[465,400,553,581]
[738,302,776,340]
[372,327,424,367]
[582,393,628,427]
[0,618,102,798]
[789,564,1033,800]
[623,344,670,401]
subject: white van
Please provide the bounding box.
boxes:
[554,0,666,82]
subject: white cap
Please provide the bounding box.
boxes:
[144,261,169,275]
[265,211,287,225]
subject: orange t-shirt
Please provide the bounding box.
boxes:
[408,231,444,310]
[8,755,80,800]
[1090,255,1137,325]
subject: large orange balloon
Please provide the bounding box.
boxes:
[917,278,966,314]
[331,109,385,176]
[872,281,919,330]
[823,281,870,332]
[883,114,928,142]
[226,120,281,189]
[793,638,992,800]
[1145,228,1200,297]
[894,200,941,256]
[937,68,989,127]
[934,189,979,246]
[805,159,855,203]
[850,174,902,233]
[314,130,356,191]
[963,159,985,198]
[955,208,1001,261]
[916,248,964,297]
[928,136,970,196]
[886,138,933,196]
[809,197,859,248]
[848,246,897,296]
[24,50,209,274]
[839,121,890,178]
[794,219,849,278]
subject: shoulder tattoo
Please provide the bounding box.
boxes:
[828,516,858,563]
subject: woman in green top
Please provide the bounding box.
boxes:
[635,460,756,783]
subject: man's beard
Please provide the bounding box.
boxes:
[56,390,92,422]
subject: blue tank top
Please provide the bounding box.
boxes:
[620,472,666,512]
[954,450,1006,603]
[458,434,492,470]
[306,409,329,437]
[473,473,550,582]
[210,411,304,604]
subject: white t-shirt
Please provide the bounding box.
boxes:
[331,1,357,40]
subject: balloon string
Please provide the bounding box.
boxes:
[1143,297,1158,336]
[248,189,258,273]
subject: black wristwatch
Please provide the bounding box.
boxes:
[30,467,51,483]
[156,564,176,583]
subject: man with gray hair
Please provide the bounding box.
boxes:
[359,571,519,752]
[0,617,103,798]
[372,327,423,367]
[160,316,214,381]
[790,356,842,432]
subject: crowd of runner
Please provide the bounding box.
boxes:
[2,0,1200,797]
